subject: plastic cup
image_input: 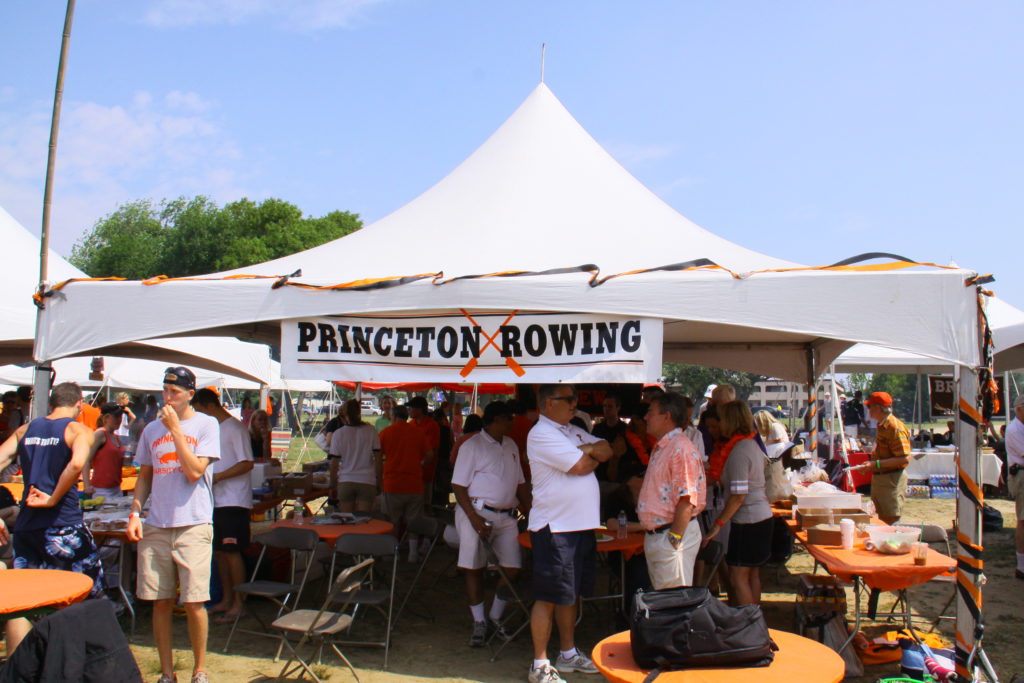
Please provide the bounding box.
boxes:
[913,542,928,566]
[839,518,855,550]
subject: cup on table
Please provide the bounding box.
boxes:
[913,542,928,566]
[839,518,855,550]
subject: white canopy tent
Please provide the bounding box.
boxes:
[31,83,992,666]
[33,85,981,383]
[0,205,271,383]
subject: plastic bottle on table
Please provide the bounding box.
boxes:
[293,501,304,524]
[617,510,628,539]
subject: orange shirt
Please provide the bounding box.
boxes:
[380,421,427,494]
[412,416,441,483]
[77,403,100,431]
[509,413,536,480]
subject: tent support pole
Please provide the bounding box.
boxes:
[806,348,817,462]
[953,334,983,675]
[31,365,52,420]
[355,382,362,402]
[1004,371,1011,426]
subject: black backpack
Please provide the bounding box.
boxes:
[630,587,776,681]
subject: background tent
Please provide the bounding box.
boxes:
[0,205,270,383]
[34,85,982,383]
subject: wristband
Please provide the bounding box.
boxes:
[128,512,140,519]
[715,518,725,528]
[667,531,682,541]
[875,460,882,472]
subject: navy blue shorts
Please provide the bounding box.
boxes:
[530,526,596,605]
[13,523,105,599]
[726,517,773,567]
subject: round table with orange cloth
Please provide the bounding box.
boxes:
[592,628,845,683]
[0,569,94,619]
[517,530,645,560]
[271,518,393,546]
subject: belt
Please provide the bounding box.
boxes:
[645,524,671,535]
[1010,464,1024,476]
[482,504,516,516]
[875,468,906,476]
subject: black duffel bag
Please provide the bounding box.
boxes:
[630,586,776,680]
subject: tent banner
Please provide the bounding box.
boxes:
[281,312,662,384]
[929,374,1005,419]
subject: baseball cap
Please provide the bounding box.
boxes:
[704,384,718,399]
[407,395,428,411]
[864,391,893,407]
[99,402,123,417]
[163,366,196,391]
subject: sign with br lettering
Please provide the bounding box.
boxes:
[281,312,662,384]
[928,374,1005,419]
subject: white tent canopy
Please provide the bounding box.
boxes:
[0,205,271,383]
[0,338,274,391]
[833,296,1024,374]
[33,84,982,382]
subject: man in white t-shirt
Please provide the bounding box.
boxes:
[526,384,613,683]
[451,401,531,647]
[192,388,255,623]
[127,367,220,683]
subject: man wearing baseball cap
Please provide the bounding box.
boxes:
[127,367,220,683]
[851,392,911,524]
[1006,393,1024,580]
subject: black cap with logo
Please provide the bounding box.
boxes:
[163,366,196,391]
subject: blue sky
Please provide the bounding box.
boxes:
[1,1,1021,303]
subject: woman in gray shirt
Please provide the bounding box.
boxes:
[702,400,772,606]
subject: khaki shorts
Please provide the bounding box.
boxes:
[137,522,213,603]
[454,505,521,570]
[383,493,423,527]
[643,521,702,590]
[337,482,376,506]
[871,470,908,523]
[1009,470,1024,521]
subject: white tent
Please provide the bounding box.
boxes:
[0,342,273,392]
[30,82,992,659]
[834,296,1024,373]
[0,205,271,383]
[33,85,981,382]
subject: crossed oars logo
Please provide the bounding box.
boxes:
[458,309,526,378]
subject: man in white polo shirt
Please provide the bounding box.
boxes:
[127,367,220,683]
[526,384,613,683]
[1007,393,1024,581]
[452,400,532,647]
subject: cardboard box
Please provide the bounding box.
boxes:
[807,524,844,546]
[797,508,869,530]
[277,473,313,497]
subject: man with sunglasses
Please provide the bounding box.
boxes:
[526,384,613,683]
[127,367,220,683]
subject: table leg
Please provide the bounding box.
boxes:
[118,539,136,639]
[839,576,861,654]
[620,552,626,614]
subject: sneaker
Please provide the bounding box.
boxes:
[469,620,487,647]
[191,674,209,683]
[156,675,177,683]
[527,663,563,683]
[555,650,598,674]
[489,617,512,643]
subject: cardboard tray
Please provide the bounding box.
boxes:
[797,507,869,530]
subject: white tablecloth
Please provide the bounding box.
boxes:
[905,451,1002,486]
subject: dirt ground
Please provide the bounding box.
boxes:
[105,495,1023,683]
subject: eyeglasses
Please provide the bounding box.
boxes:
[551,395,578,404]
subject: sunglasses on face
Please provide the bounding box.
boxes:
[551,395,578,404]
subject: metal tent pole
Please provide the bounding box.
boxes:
[806,348,818,463]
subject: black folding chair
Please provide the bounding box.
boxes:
[394,515,445,623]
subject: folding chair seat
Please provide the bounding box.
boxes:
[224,526,321,654]
[327,533,400,668]
[273,558,374,683]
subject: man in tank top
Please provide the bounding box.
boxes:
[0,381,104,653]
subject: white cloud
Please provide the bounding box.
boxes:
[0,89,254,255]
[141,0,389,31]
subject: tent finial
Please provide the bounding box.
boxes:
[540,43,546,83]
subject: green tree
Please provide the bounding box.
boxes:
[661,363,765,404]
[866,373,919,421]
[69,196,362,278]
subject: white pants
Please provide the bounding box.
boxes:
[454,505,521,570]
[643,521,702,589]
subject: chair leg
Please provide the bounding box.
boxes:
[277,636,322,683]
[222,602,245,653]
[330,643,362,682]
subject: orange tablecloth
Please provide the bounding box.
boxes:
[518,530,645,561]
[271,518,393,546]
[0,569,94,617]
[2,478,138,501]
[794,530,955,592]
[592,628,844,683]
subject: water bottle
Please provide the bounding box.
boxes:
[617,510,628,539]
[293,501,304,524]
[864,499,876,519]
